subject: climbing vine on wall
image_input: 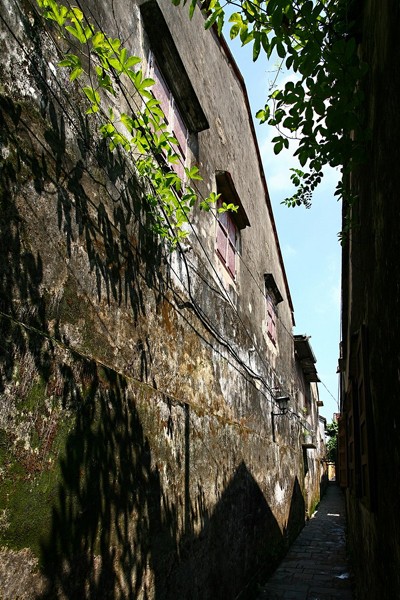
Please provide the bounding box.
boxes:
[175,0,367,214]
[35,0,236,248]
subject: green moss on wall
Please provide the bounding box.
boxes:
[16,378,47,413]
[0,416,73,560]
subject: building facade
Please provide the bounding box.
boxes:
[0,1,324,597]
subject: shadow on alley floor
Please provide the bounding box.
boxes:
[256,482,354,600]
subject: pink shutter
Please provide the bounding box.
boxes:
[171,111,186,180]
[271,309,277,343]
[173,107,188,158]
[227,240,236,277]
[227,216,236,245]
[152,61,170,123]
[227,217,237,277]
[267,296,277,343]
[216,222,227,261]
[216,200,237,278]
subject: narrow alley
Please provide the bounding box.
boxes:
[257,483,353,600]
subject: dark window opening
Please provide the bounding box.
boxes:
[140,0,209,134]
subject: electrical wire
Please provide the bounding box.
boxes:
[0,305,280,441]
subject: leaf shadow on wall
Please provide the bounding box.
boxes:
[0,14,306,598]
[36,377,306,600]
[0,36,166,591]
[36,362,177,600]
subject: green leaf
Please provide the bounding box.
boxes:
[270,9,282,30]
[204,9,220,30]
[256,105,270,123]
[120,113,135,133]
[68,6,83,21]
[276,41,285,59]
[189,0,197,19]
[230,24,240,39]
[108,57,123,73]
[70,66,83,81]
[92,31,105,48]
[200,200,211,211]
[82,86,100,114]
[82,86,97,104]
[253,34,261,61]
[108,38,121,53]
[65,24,86,43]
[185,165,203,181]
[271,89,282,100]
[86,104,99,115]
[229,12,243,25]
[241,29,254,46]
[261,32,270,54]
[314,98,325,116]
[219,202,238,213]
[141,78,155,89]
[58,53,81,71]
[274,139,284,154]
[125,56,141,69]
[298,150,308,167]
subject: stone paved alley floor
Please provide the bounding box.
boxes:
[256,483,354,600]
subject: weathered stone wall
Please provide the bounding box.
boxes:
[341,1,400,598]
[0,1,322,597]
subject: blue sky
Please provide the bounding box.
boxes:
[225,31,341,422]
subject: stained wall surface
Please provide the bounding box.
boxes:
[0,1,324,597]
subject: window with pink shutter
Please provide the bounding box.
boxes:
[216,197,239,278]
[150,54,188,181]
[214,172,250,281]
[264,274,283,346]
